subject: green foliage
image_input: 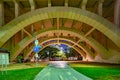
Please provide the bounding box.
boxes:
[73,67,120,80]
[39,46,59,59]
[54,51,66,57]
[66,48,81,57]
[0,68,43,80]
[16,55,23,63]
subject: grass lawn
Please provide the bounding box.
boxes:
[0,63,47,80]
[70,63,120,80]
[73,67,120,80]
[0,62,120,80]
[0,67,43,80]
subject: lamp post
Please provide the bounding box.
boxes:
[33,37,42,66]
[35,52,38,65]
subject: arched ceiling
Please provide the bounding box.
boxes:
[10,28,110,61]
[24,38,88,61]
[0,7,120,48]
[0,0,120,62]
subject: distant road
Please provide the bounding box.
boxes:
[34,62,93,80]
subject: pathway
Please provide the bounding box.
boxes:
[34,62,93,80]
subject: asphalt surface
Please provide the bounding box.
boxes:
[34,62,93,80]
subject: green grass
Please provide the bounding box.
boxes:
[0,67,43,80]
[73,67,120,80]
[0,63,120,80]
[0,63,47,70]
[70,63,120,80]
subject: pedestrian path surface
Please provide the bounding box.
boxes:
[34,62,93,80]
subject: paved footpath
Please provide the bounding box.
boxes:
[34,62,93,80]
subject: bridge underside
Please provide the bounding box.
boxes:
[0,0,120,64]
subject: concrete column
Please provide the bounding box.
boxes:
[81,0,88,10]
[48,0,51,7]
[0,1,4,27]
[29,0,35,34]
[14,1,24,40]
[65,0,68,7]
[29,0,35,10]
[98,0,104,16]
[114,0,120,29]
[15,1,19,17]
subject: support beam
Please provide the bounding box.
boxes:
[22,29,33,37]
[29,0,35,35]
[15,2,19,17]
[12,0,19,48]
[65,0,68,7]
[98,0,104,16]
[57,18,60,44]
[29,0,35,10]
[81,0,88,10]
[71,20,76,28]
[13,0,23,40]
[84,28,95,37]
[31,24,34,33]
[13,0,19,17]
[0,0,4,27]
[41,20,45,29]
[31,25,34,36]
[48,0,51,7]
[13,0,24,16]
[57,18,59,28]
[0,7,120,48]
[10,28,110,61]
[114,0,120,29]
[62,18,67,27]
[72,28,95,47]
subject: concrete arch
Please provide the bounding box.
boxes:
[40,38,94,58]
[10,28,109,61]
[26,39,86,61]
[30,40,92,61]
[0,7,120,48]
